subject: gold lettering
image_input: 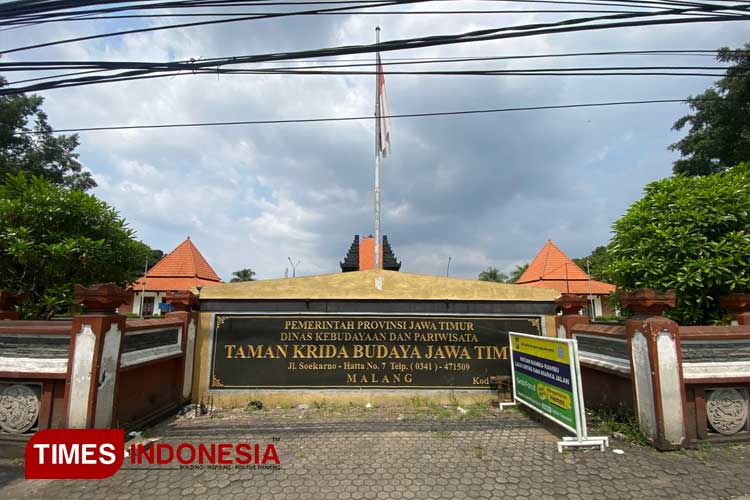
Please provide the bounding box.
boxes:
[442,345,460,358]
[246,345,263,358]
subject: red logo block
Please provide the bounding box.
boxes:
[25,429,125,479]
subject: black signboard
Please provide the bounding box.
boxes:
[210,315,542,390]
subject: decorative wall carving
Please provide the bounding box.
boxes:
[706,388,748,436]
[0,384,40,434]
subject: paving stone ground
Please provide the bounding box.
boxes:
[1,406,749,500]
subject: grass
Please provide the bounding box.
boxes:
[588,408,649,446]
[676,442,719,466]
[405,396,491,420]
[409,398,453,419]
[313,400,328,410]
[458,402,491,419]
[244,400,264,413]
[300,400,366,416]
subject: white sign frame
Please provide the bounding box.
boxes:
[509,331,609,452]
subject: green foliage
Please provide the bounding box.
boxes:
[587,408,649,446]
[230,268,256,282]
[573,245,613,283]
[670,44,750,176]
[509,263,528,283]
[245,400,264,412]
[147,249,164,269]
[0,174,150,319]
[478,266,509,283]
[609,163,750,324]
[0,78,95,190]
[594,315,620,322]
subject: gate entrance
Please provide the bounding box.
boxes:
[194,269,559,407]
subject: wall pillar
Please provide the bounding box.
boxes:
[554,294,589,339]
[0,291,22,320]
[64,284,128,429]
[623,288,687,450]
[720,293,750,326]
[165,291,200,403]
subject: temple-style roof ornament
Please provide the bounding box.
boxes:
[340,235,360,272]
[340,235,401,272]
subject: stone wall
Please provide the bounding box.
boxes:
[0,286,199,446]
[558,290,750,450]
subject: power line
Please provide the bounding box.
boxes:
[2,0,717,27]
[2,48,732,71]
[0,0,746,97]
[2,9,665,24]
[6,49,733,85]
[0,0,722,21]
[8,65,736,85]
[1,6,748,95]
[0,0,431,50]
[16,97,719,134]
[2,0,747,55]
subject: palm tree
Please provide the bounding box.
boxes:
[509,263,529,283]
[230,268,256,282]
[478,267,509,283]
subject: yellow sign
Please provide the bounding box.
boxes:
[513,335,569,364]
[536,383,572,410]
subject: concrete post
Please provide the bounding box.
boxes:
[64,284,129,429]
[554,294,590,339]
[720,293,750,326]
[0,291,22,320]
[623,288,687,450]
[165,291,200,403]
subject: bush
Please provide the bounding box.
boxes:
[0,174,149,318]
[609,163,750,324]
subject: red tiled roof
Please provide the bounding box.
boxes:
[519,279,616,295]
[132,237,222,292]
[516,240,616,296]
[131,277,221,292]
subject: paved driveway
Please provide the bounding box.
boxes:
[1,406,749,499]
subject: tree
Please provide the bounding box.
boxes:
[478,267,509,283]
[0,77,95,190]
[509,263,528,283]
[670,44,750,176]
[609,163,750,324]
[147,249,164,269]
[231,268,256,282]
[573,246,613,283]
[0,174,149,319]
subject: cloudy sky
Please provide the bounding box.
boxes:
[4,4,749,280]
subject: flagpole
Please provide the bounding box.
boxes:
[374,26,381,275]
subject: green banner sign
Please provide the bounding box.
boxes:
[509,332,581,435]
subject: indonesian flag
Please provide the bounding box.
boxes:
[376,52,391,157]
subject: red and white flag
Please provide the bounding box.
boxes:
[376,52,391,157]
